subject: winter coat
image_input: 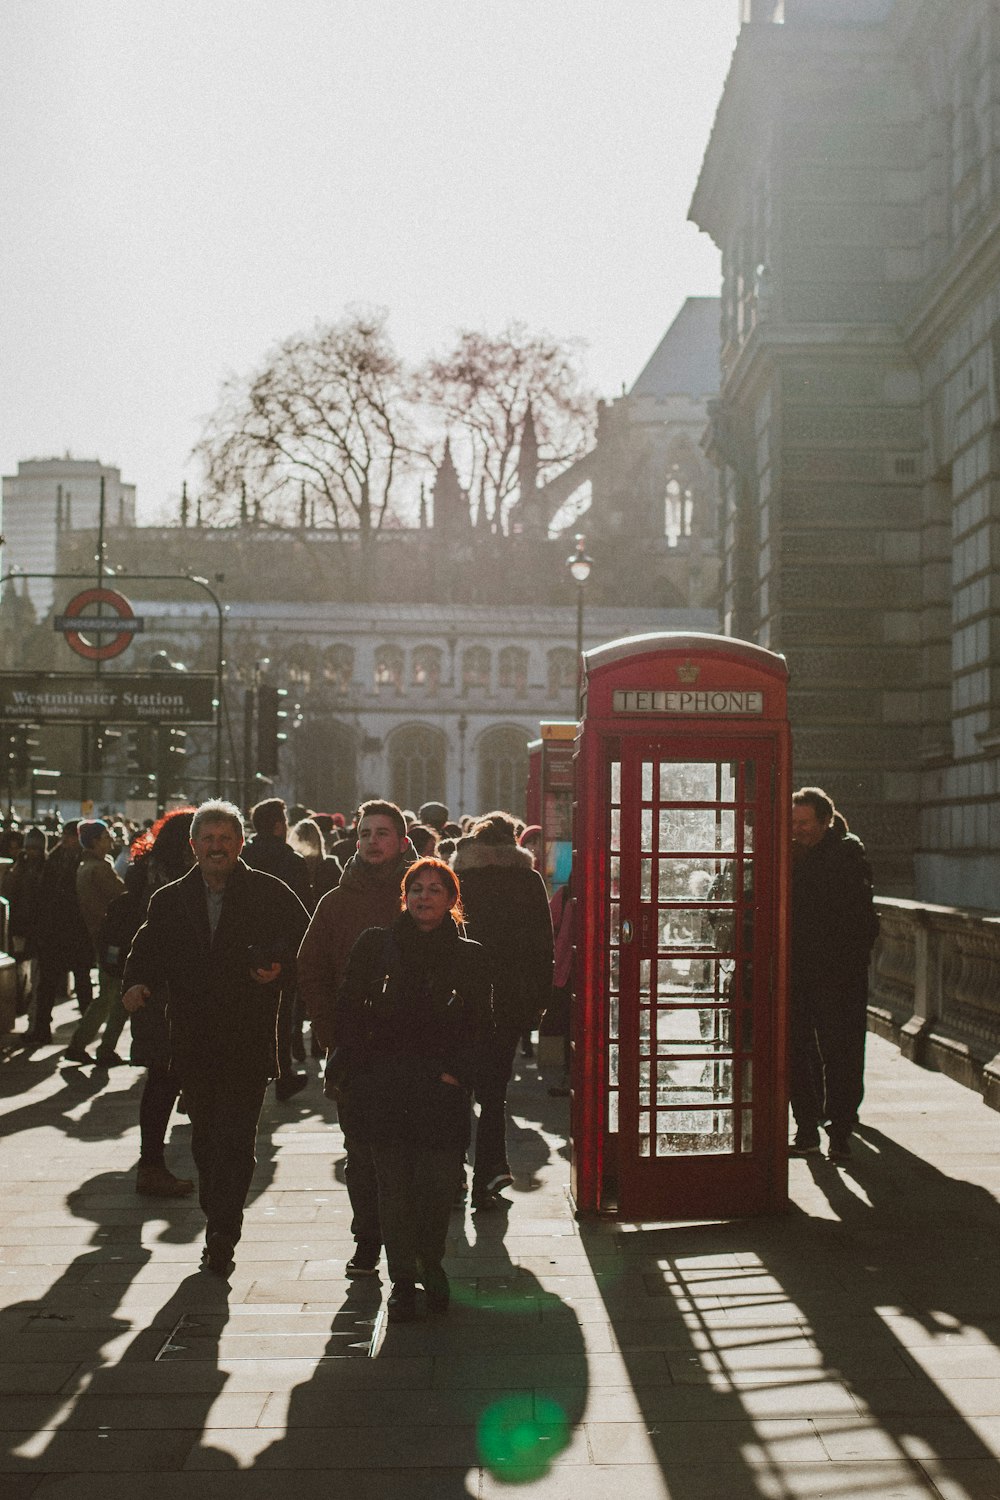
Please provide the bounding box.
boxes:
[123,859,309,1084]
[1,853,45,957]
[242,832,312,906]
[451,840,554,1031]
[791,825,879,989]
[76,847,126,947]
[37,842,92,968]
[297,845,415,1049]
[334,911,493,1150]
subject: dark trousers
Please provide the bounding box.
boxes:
[789,977,867,1137]
[139,1066,180,1167]
[342,1124,382,1250]
[34,955,93,1031]
[370,1138,462,1287]
[182,1073,267,1245]
[473,1023,521,1187]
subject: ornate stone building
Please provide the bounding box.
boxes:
[691,0,1000,905]
[2,303,722,818]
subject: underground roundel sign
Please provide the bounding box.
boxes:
[58,587,142,662]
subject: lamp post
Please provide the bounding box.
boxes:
[566,532,593,670]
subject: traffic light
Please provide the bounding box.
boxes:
[256,685,288,777]
[2,724,39,788]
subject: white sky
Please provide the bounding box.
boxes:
[1,1,740,523]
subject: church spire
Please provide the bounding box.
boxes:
[431,438,470,530]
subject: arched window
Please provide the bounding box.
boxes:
[664,476,693,547]
[389,725,446,811]
[374,644,405,694]
[282,643,317,688]
[478,726,530,817]
[462,645,491,694]
[321,644,354,694]
[547,647,576,697]
[498,646,528,694]
[296,718,357,819]
[411,645,443,692]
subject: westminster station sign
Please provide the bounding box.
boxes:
[1,674,217,725]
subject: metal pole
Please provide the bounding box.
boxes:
[576,583,584,665]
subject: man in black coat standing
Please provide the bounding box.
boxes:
[789,786,879,1163]
[122,800,309,1274]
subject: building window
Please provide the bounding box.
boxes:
[412,645,443,692]
[462,645,491,694]
[389,725,446,810]
[283,644,316,687]
[478,726,530,817]
[322,644,354,694]
[665,477,694,547]
[374,644,405,694]
[498,646,529,694]
[547,648,576,696]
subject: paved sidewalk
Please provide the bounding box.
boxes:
[2,1006,1000,1499]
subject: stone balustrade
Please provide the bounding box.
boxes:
[868,897,1000,1113]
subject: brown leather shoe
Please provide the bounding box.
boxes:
[136,1164,195,1197]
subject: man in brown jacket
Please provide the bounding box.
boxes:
[64,820,127,1066]
[297,799,413,1276]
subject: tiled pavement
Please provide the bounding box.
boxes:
[3,1004,1000,1499]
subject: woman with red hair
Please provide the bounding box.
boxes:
[333,857,492,1321]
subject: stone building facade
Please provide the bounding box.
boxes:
[691,0,1000,905]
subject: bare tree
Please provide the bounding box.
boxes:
[421,322,596,533]
[195,308,425,595]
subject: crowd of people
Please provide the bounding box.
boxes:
[0,795,556,1322]
[0,779,878,1320]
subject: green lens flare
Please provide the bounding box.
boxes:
[477,1396,570,1483]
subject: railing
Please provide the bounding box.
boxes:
[868,898,1000,1112]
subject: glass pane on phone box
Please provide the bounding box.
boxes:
[655,1007,732,1049]
[639,1135,651,1157]
[610,761,621,805]
[741,1111,753,1153]
[610,855,621,899]
[639,1110,650,1134]
[608,1043,619,1086]
[659,807,736,853]
[641,858,652,902]
[639,957,651,997]
[610,949,620,990]
[742,762,757,799]
[660,907,718,949]
[639,1008,651,1042]
[660,762,736,802]
[609,995,619,1038]
[657,1059,734,1105]
[639,1059,650,1097]
[610,902,621,943]
[610,807,621,850]
[656,957,726,997]
[741,1059,753,1103]
[641,808,653,851]
[608,1092,619,1133]
[659,857,732,902]
[656,1111,735,1156]
[743,809,755,853]
[642,761,653,800]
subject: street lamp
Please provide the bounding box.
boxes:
[566,532,593,668]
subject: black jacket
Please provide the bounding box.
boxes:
[123,860,309,1083]
[242,832,312,907]
[335,912,493,1149]
[451,841,554,1031]
[791,825,878,987]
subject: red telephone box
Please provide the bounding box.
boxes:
[571,632,790,1221]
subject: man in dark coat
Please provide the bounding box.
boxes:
[122,800,309,1273]
[789,786,879,1162]
[242,796,312,1098]
[452,812,553,1207]
[297,799,415,1276]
